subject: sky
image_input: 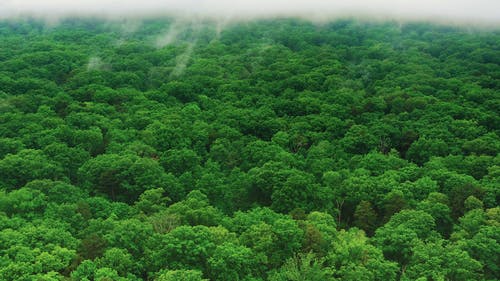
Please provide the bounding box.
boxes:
[1,0,500,25]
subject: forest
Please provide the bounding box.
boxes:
[0,17,499,281]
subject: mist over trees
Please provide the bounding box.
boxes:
[0,17,499,281]
[2,0,500,25]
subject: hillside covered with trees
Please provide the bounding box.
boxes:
[0,18,499,280]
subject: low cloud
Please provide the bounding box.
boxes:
[155,22,184,48]
[1,0,499,25]
[170,42,195,77]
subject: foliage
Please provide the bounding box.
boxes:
[0,17,498,280]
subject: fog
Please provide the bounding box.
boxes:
[170,42,195,77]
[1,0,500,25]
[155,22,183,48]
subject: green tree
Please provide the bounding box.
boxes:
[327,229,398,281]
[373,210,437,265]
[402,240,483,281]
[208,243,259,280]
[354,200,378,236]
[156,269,208,281]
[406,138,449,165]
[269,252,334,281]
[0,149,65,189]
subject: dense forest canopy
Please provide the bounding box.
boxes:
[0,17,499,281]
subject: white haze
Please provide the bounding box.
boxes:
[86,57,103,71]
[170,42,195,77]
[1,0,500,25]
[155,22,183,48]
